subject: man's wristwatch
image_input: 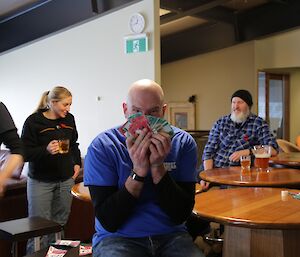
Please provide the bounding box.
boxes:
[130,170,145,182]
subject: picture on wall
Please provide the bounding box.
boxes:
[166,102,195,130]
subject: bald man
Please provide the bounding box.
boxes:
[85,79,204,257]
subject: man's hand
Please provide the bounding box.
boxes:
[149,132,171,183]
[149,132,171,167]
[126,128,152,177]
[229,149,250,162]
[199,180,210,192]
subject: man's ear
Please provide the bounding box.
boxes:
[122,102,128,118]
[162,103,167,116]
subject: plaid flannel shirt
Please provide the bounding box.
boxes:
[202,113,278,168]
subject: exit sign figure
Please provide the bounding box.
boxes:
[124,34,148,54]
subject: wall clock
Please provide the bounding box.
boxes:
[129,13,145,34]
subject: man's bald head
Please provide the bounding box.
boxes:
[123,79,166,118]
[127,79,164,106]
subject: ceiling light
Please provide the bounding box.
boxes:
[159,8,170,16]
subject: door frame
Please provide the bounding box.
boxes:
[257,71,290,140]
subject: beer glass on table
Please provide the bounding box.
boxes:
[240,155,251,181]
[252,145,271,171]
[240,155,251,171]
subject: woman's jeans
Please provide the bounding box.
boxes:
[93,231,204,257]
[26,177,74,253]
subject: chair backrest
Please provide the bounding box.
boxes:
[296,135,300,148]
[187,131,209,167]
[276,139,300,153]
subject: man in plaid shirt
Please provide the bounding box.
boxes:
[201,89,278,190]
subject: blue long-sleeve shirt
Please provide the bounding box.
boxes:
[202,113,278,168]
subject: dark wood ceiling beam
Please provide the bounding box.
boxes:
[237,0,300,41]
[0,0,94,53]
[193,6,235,24]
[94,0,141,14]
[161,0,300,64]
[0,0,51,24]
[91,0,99,14]
[270,0,289,4]
[160,0,212,12]
[0,0,138,54]
[160,0,230,25]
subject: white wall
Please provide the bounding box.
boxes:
[255,29,300,141]
[0,0,160,155]
[289,70,300,142]
[162,42,255,130]
[255,29,300,69]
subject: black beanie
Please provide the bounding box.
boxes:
[231,89,253,107]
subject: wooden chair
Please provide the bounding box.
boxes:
[296,136,300,148]
[276,139,300,153]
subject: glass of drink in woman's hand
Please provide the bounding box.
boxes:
[58,139,70,154]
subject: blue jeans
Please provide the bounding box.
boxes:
[26,177,74,253]
[93,232,204,257]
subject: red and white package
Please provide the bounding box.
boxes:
[54,240,80,247]
[46,246,67,257]
[79,244,92,256]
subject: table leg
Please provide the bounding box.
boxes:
[223,225,300,257]
[34,236,41,251]
[55,231,62,241]
[12,242,18,257]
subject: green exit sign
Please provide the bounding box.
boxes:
[124,34,148,54]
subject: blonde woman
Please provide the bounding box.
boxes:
[21,86,81,253]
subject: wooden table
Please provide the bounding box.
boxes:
[200,166,300,187]
[194,187,300,257]
[71,182,91,202]
[73,182,203,198]
[270,152,300,167]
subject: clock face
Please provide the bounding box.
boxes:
[129,13,145,34]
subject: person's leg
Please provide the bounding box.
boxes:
[26,178,55,253]
[93,236,151,257]
[155,232,205,257]
[52,178,74,226]
[50,178,74,241]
